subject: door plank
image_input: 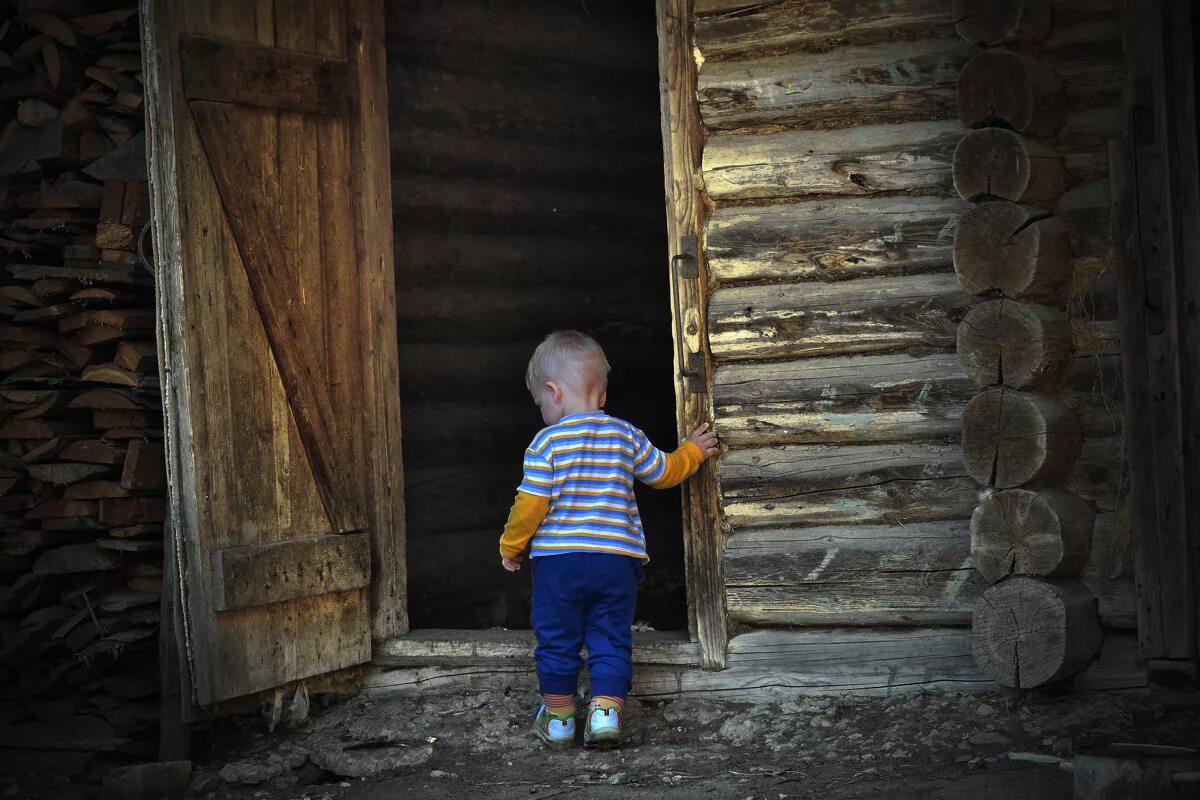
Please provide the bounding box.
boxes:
[212,532,371,611]
[190,99,366,535]
[180,34,348,116]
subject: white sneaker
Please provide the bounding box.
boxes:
[533,704,575,749]
[584,706,620,749]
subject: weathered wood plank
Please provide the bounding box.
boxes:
[708,273,974,362]
[705,196,969,284]
[718,442,978,527]
[365,630,1146,698]
[211,533,371,612]
[713,352,968,445]
[375,629,699,667]
[699,38,969,132]
[179,34,347,116]
[725,521,981,626]
[703,120,962,201]
[694,0,957,60]
[657,0,728,669]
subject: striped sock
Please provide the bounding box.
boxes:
[591,695,624,713]
[542,693,575,719]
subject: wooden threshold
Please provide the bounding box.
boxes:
[374,628,701,668]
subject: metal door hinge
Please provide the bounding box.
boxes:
[671,235,706,393]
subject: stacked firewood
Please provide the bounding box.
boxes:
[951,0,1105,689]
[0,1,164,780]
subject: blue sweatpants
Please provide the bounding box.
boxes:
[530,552,640,699]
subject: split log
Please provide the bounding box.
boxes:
[114,340,157,373]
[956,299,1071,388]
[0,121,80,177]
[120,440,164,491]
[697,37,970,132]
[952,201,1071,301]
[702,120,961,201]
[16,99,59,127]
[719,442,979,528]
[961,388,1081,488]
[26,462,111,485]
[954,0,1051,45]
[971,489,1095,583]
[724,521,982,626]
[99,498,165,526]
[958,49,1066,137]
[65,480,131,500]
[705,195,970,283]
[25,499,98,520]
[33,542,122,574]
[708,272,974,362]
[712,352,971,446]
[952,128,1065,207]
[694,0,957,61]
[972,577,1102,687]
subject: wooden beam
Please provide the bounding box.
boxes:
[657,0,728,669]
[346,0,408,639]
[211,533,370,612]
[179,34,348,116]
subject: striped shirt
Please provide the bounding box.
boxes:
[518,412,677,560]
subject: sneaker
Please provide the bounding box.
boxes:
[533,704,575,749]
[583,705,620,749]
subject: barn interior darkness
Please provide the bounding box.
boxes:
[384,1,684,630]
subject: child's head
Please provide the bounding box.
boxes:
[526,330,610,424]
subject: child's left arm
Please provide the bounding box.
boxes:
[499,491,549,571]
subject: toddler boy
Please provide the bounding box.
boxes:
[499,330,718,748]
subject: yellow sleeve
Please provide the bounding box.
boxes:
[646,440,705,489]
[498,491,550,559]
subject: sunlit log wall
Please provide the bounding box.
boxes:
[697,0,1136,685]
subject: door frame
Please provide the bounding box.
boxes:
[655,0,728,670]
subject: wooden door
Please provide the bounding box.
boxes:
[142,0,405,704]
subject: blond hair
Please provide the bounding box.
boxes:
[525,330,610,394]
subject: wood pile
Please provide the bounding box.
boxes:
[952,0,1104,688]
[0,1,163,780]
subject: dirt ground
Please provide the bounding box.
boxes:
[7,684,1198,798]
[181,685,1197,800]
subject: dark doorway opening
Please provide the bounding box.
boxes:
[385,1,686,631]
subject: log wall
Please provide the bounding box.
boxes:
[694,0,1135,668]
[384,0,685,630]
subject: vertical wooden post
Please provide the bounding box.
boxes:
[346,0,407,639]
[1114,0,1199,682]
[656,0,728,669]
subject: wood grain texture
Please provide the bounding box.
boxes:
[954,0,1051,45]
[953,128,1065,207]
[347,0,407,639]
[972,577,1102,687]
[958,49,1066,137]
[702,120,962,201]
[952,202,1071,301]
[179,34,348,115]
[695,0,957,61]
[212,533,371,611]
[658,0,728,669]
[705,196,970,284]
[725,521,981,626]
[718,442,978,528]
[698,37,970,132]
[708,272,974,362]
[142,0,391,702]
[712,352,969,446]
[961,389,1082,488]
[970,489,1095,583]
[956,300,1071,389]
